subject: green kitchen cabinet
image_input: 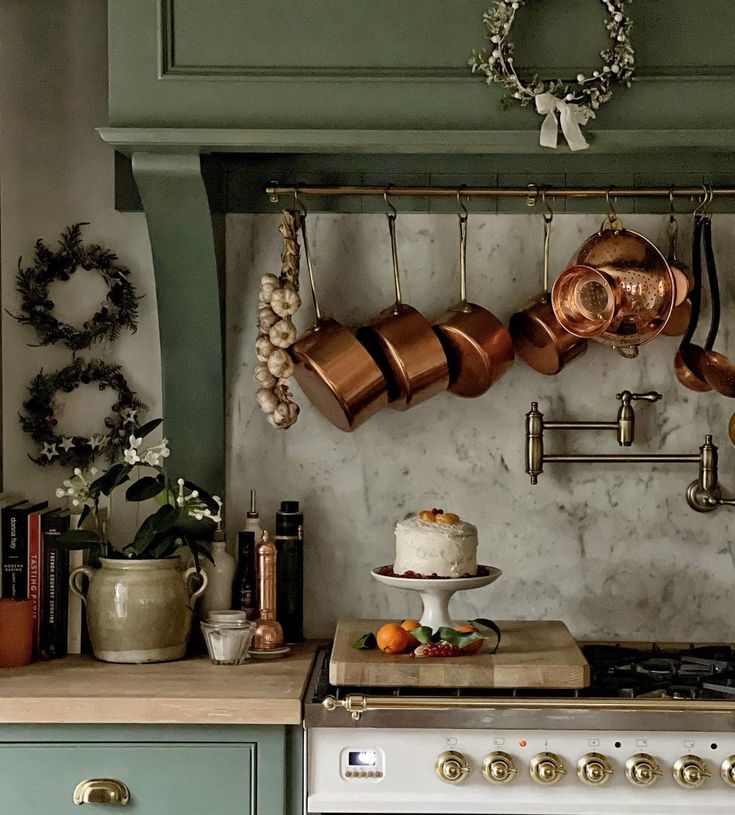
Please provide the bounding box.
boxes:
[103,0,735,494]
[0,725,301,815]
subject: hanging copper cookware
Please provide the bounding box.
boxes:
[356,209,449,410]
[674,214,718,392]
[433,205,514,397]
[698,216,735,397]
[551,214,683,357]
[290,215,389,431]
[661,210,692,337]
[509,207,588,375]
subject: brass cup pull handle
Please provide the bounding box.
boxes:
[73,779,130,806]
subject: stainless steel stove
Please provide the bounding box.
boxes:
[305,644,735,814]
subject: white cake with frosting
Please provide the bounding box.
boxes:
[393,509,478,578]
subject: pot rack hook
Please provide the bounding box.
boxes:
[293,188,307,216]
[668,186,676,223]
[605,186,622,231]
[693,184,713,218]
[383,189,397,218]
[541,189,554,223]
[456,189,469,222]
[526,183,539,208]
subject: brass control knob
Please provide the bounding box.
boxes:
[625,753,662,787]
[721,756,735,787]
[483,751,518,785]
[673,755,711,788]
[577,753,614,786]
[435,751,470,785]
[529,752,566,785]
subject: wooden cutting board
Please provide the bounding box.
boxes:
[330,619,590,688]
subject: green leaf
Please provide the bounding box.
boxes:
[126,503,176,555]
[437,626,484,650]
[135,418,163,440]
[410,626,433,645]
[91,463,131,496]
[352,633,377,651]
[58,529,104,548]
[78,503,91,529]
[125,474,165,502]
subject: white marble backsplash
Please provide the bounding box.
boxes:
[226,213,735,641]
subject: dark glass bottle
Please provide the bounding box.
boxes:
[233,530,257,621]
[275,500,303,643]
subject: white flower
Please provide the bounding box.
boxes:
[124,447,141,465]
[55,488,66,498]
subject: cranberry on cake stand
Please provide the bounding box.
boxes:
[371,565,502,630]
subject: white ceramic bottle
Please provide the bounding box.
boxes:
[200,531,236,616]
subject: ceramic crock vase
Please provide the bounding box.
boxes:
[69,557,208,664]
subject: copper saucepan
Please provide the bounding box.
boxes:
[290,215,389,431]
[433,207,514,397]
[357,210,449,410]
[510,208,588,375]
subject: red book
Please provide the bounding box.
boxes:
[28,508,52,657]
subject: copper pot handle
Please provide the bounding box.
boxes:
[387,212,403,312]
[301,215,322,323]
[458,211,468,304]
[542,210,553,294]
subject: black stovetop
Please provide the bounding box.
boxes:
[313,643,735,701]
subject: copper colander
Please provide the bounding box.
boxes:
[551,217,679,356]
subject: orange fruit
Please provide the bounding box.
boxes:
[456,623,483,654]
[376,623,411,655]
[401,619,421,647]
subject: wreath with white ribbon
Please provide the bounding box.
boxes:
[471,0,634,151]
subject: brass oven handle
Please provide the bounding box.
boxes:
[73,779,130,806]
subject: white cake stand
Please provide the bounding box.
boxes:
[371,567,502,630]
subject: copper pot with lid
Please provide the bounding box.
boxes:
[551,215,682,357]
[510,206,588,375]
[433,204,514,397]
[357,209,449,410]
[290,215,389,431]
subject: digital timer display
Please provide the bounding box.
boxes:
[348,751,377,767]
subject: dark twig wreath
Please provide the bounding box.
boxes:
[20,358,148,467]
[13,223,139,351]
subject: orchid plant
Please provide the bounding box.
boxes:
[57,419,221,568]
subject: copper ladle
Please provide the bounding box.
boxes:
[699,215,735,396]
[433,198,514,397]
[674,214,718,391]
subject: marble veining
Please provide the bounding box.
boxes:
[226,213,735,640]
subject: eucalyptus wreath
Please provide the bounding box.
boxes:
[20,358,147,467]
[13,223,139,351]
[471,0,634,150]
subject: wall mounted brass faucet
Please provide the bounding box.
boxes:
[525,392,734,512]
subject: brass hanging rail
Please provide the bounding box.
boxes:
[266,184,735,203]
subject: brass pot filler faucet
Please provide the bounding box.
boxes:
[525,391,734,512]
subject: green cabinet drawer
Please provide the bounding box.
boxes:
[0,743,253,814]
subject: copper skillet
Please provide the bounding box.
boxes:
[509,205,588,375]
[674,214,719,391]
[290,215,389,431]
[356,207,449,410]
[433,201,514,397]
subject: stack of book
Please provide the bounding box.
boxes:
[0,494,86,660]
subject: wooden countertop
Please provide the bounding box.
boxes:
[0,643,319,726]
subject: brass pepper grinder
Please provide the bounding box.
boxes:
[253,530,285,651]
